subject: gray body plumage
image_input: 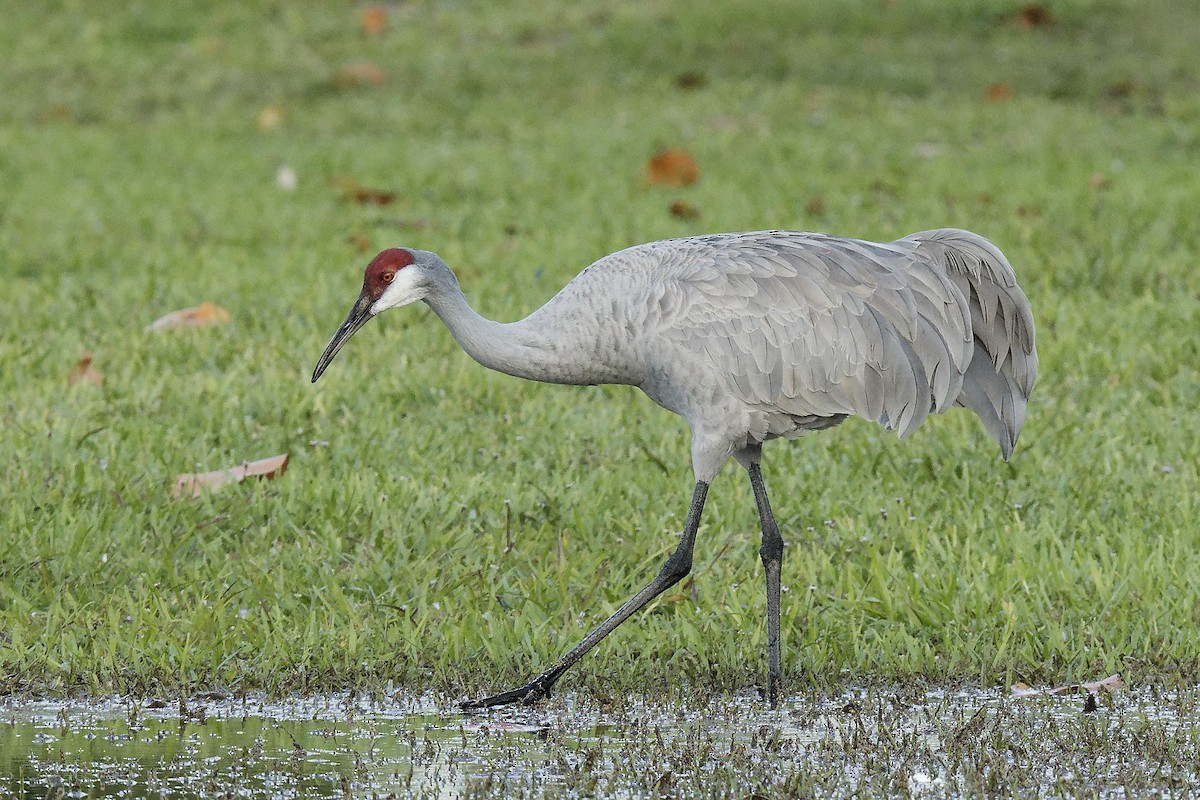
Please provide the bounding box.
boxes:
[430,228,1037,483]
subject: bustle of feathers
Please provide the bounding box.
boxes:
[535,228,1037,462]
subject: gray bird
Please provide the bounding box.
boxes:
[312,228,1037,709]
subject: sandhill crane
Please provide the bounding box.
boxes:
[312,228,1037,709]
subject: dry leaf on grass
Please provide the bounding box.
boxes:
[360,6,387,37]
[985,82,1014,103]
[257,104,285,131]
[145,301,231,332]
[172,454,289,499]
[1016,4,1055,28]
[668,199,700,220]
[67,351,103,386]
[335,177,397,206]
[646,148,700,186]
[804,195,828,216]
[331,62,386,89]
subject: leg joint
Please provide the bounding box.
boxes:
[759,528,784,564]
[658,551,692,583]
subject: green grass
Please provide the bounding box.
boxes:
[2,0,1198,699]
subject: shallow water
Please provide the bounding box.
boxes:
[3,686,1198,798]
[2,693,485,798]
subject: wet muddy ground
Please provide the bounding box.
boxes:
[3,685,1198,798]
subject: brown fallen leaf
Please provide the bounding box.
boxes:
[145,301,231,332]
[257,104,285,131]
[1089,173,1111,190]
[668,199,700,220]
[331,61,386,89]
[1106,81,1137,99]
[1011,673,1123,700]
[172,454,289,499]
[1016,4,1054,28]
[68,351,103,386]
[985,82,1014,103]
[40,104,74,125]
[804,195,827,216]
[360,6,387,37]
[335,177,397,206]
[1083,674,1124,693]
[646,148,700,187]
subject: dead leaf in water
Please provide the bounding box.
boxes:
[1011,673,1123,711]
[172,454,289,499]
[67,351,103,386]
[646,148,700,187]
[145,301,231,332]
[1083,674,1124,693]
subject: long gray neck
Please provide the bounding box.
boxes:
[423,277,596,385]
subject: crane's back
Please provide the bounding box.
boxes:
[555,229,1037,460]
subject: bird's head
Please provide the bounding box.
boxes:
[311,247,441,382]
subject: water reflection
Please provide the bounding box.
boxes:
[0,694,519,798]
[2,686,1197,798]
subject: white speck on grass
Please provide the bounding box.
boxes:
[276,166,297,190]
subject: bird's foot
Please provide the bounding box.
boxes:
[460,672,560,711]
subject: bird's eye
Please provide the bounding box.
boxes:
[381,271,395,284]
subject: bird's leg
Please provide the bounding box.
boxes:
[748,462,785,708]
[461,481,710,711]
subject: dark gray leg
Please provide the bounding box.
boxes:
[461,481,710,710]
[748,462,784,707]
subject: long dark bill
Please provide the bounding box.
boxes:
[312,292,373,383]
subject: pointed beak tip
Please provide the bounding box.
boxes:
[311,293,374,386]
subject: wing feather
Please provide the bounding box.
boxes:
[617,229,1035,454]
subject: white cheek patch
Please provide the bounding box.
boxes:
[371,267,426,314]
